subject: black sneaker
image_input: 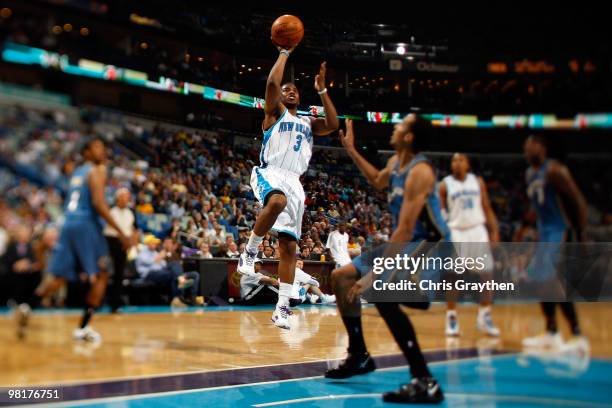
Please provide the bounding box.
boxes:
[324,352,376,379]
[383,377,444,404]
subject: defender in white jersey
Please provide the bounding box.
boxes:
[439,153,501,337]
[237,44,339,330]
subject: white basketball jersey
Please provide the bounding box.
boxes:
[443,173,486,229]
[259,109,314,175]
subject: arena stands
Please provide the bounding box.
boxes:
[1,91,611,309]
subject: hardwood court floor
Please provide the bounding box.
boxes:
[1,303,610,387]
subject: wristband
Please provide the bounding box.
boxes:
[280,50,290,57]
[317,88,328,95]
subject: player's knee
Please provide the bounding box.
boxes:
[330,269,342,291]
[98,256,111,275]
[279,251,294,263]
[331,267,353,291]
[278,236,296,249]
[266,194,287,214]
[375,302,399,317]
[278,238,296,259]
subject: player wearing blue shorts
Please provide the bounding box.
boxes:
[324,115,449,404]
[16,138,130,341]
[236,44,338,330]
[522,135,589,352]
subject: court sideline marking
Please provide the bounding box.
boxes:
[5,347,470,388]
[18,353,514,408]
[253,392,612,408]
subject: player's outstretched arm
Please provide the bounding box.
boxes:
[311,62,339,135]
[339,118,392,191]
[389,163,435,242]
[478,176,500,243]
[547,162,588,231]
[89,165,129,248]
[264,47,294,127]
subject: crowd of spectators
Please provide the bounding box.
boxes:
[0,102,610,307]
[0,103,390,306]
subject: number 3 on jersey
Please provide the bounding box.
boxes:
[293,133,303,152]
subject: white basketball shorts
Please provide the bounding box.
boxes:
[450,224,494,273]
[250,165,305,240]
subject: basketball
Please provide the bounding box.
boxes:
[271,15,304,49]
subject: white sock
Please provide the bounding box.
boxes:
[478,306,491,318]
[246,232,264,254]
[277,282,292,307]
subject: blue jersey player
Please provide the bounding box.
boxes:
[16,138,130,342]
[325,115,449,404]
[522,135,589,352]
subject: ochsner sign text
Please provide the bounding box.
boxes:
[416,62,459,73]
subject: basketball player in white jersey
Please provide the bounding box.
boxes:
[439,153,500,337]
[237,45,339,330]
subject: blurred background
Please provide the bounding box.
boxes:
[0,1,610,307]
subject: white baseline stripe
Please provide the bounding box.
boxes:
[254,392,611,408]
[254,393,381,407]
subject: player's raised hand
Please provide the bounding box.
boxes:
[339,118,355,151]
[314,62,327,92]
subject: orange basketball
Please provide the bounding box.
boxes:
[271,15,304,49]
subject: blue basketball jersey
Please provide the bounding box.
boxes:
[526,160,569,241]
[388,153,450,241]
[64,163,97,224]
